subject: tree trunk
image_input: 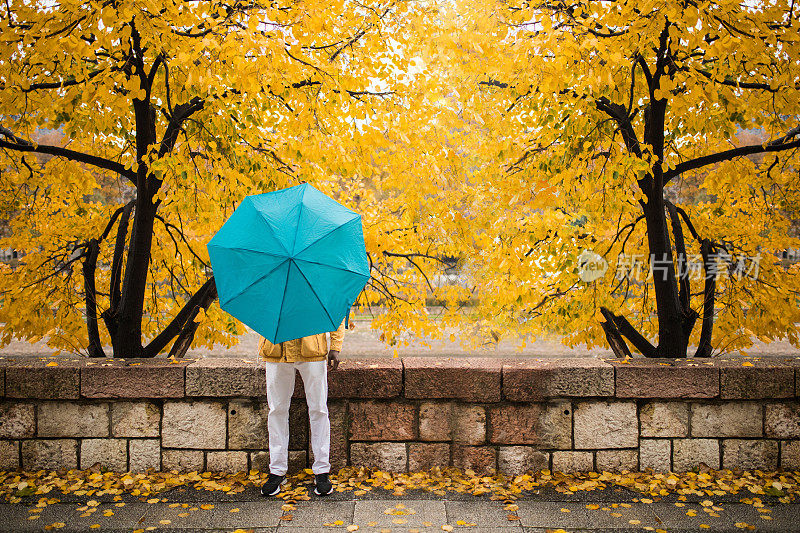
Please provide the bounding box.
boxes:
[114,197,156,356]
[643,190,687,357]
[82,239,105,357]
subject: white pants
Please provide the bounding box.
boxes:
[265,361,330,476]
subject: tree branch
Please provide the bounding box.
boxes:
[664,125,800,183]
[600,307,658,356]
[0,126,136,183]
[157,96,205,158]
[142,277,216,357]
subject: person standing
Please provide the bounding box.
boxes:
[258,320,344,497]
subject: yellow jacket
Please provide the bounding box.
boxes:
[258,320,345,362]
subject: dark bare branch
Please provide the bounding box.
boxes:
[0,126,136,183]
[142,277,216,357]
[665,125,800,183]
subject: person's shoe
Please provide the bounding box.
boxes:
[314,473,333,496]
[260,473,286,496]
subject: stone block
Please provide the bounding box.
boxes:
[37,402,109,437]
[250,451,269,472]
[328,401,348,473]
[206,451,249,472]
[350,442,407,471]
[111,402,160,437]
[419,402,453,441]
[452,445,497,475]
[640,402,689,438]
[186,358,264,396]
[488,402,571,448]
[0,403,35,438]
[408,443,450,471]
[722,439,778,471]
[765,403,800,438]
[639,439,671,473]
[691,402,762,437]
[129,439,161,472]
[5,360,81,399]
[80,438,127,471]
[228,400,269,450]
[21,439,78,470]
[403,358,502,402]
[162,400,226,449]
[552,451,593,472]
[328,359,402,398]
[162,449,204,472]
[453,405,486,444]
[613,360,718,398]
[673,439,720,471]
[289,450,308,474]
[81,358,188,398]
[719,360,794,399]
[0,440,19,470]
[497,446,549,475]
[502,358,614,401]
[573,401,637,449]
[781,440,800,470]
[596,449,638,472]
[349,401,415,441]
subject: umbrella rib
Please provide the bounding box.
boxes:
[291,213,360,259]
[290,184,307,255]
[293,257,370,278]
[293,260,337,332]
[208,245,288,258]
[219,259,289,306]
[274,260,293,342]
[255,210,291,256]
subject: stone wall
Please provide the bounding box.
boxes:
[0,356,798,474]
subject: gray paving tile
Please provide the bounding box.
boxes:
[516,501,663,530]
[653,502,800,532]
[136,500,284,529]
[353,499,445,528]
[0,501,147,532]
[446,501,523,529]
[283,500,354,527]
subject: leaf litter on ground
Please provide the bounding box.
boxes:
[0,465,797,531]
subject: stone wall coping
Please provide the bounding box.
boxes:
[0,354,797,400]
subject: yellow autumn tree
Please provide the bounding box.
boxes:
[454,0,800,356]
[0,0,469,356]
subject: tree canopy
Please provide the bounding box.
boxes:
[455,0,800,356]
[1,0,799,357]
[0,0,465,356]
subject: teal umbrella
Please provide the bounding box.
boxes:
[207,183,370,343]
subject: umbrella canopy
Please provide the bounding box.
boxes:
[207,183,370,343]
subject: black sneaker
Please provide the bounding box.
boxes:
[314,473,333,496]
[260,473,286,496]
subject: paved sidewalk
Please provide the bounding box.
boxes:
[1,483,798,533]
